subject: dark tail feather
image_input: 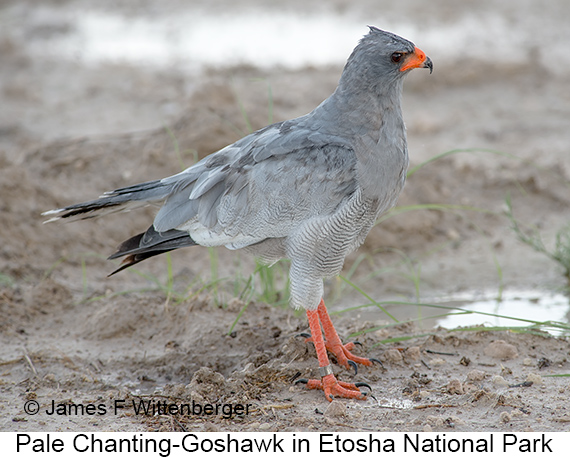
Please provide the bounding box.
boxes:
[108,225,197,276]
[42,179,170,222]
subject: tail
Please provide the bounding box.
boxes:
[42,179,172,222]
[42,178,198,275]
[108,225,197,276]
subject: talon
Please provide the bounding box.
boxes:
[354,382,372,391]
[290,371,302,383]
[348,360,358,375]
[370,358,384,367]
[353,341,363,347]
[294,378,309,385]
[296,332,312,339]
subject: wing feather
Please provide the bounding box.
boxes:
[151,118,358,248]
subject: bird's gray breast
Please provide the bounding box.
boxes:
[286,188,384,280]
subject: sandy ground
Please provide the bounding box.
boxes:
[1,0,569,432]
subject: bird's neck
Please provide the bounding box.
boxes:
[316,78,405,140]
[315,78,409,201]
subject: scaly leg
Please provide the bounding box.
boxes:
[303,299,380,371]
[298,302,370,401]
[317,299,375,368]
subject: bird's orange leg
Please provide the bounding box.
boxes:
[300,303,368,401]
[316,299,374,368]
[303,299,377,369]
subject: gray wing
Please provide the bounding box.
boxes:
[153,119,358,249]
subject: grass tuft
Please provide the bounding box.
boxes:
[505,195,570,289]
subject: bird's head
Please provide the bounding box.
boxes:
[340,27,432,93]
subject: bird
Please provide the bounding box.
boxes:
[43,26,432,401]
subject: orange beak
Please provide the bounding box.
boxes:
[400,47,433,73]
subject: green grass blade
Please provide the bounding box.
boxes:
[338,276,399,322]
[228,300,249,335]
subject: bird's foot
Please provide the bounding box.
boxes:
[302,335,380,373]
[328,340,374,370]
[301,303,379,401]
[296,374,370,401]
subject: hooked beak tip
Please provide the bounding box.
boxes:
[424,56,433,74]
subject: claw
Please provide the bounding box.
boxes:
[369,358,384,367]
[290,371,302,383]
[354,382,372,391]
[348,360,358,375]
[294,378,309,385]
[353,341,363,347]
[296,332,311,339]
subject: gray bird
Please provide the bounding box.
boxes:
[44,27,432,401]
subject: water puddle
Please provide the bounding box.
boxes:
[25,8,365,72]
[348,290,569,336]
[435,291,569,335]
[18,5,566,73]
[374,398,414,410]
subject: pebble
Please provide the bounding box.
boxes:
[405,346,421,361]
[466,370,486,382]
[324,400,347,419]
[526,373,543,385]
[373,329,390,339]
[447,379,464,395]
[430,357,446,366]
[500,411,511,423]
[491,375,509,387]
[523,358,533,366]
[459,356,471,366]
[383,348,403,363]
[449,415,466,426]
[462,382,479,394]
[426,415,445,427]
[484,340,518,359]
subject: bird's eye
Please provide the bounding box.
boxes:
[391,52,404,63]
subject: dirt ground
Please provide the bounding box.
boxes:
[1,0,569,432]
